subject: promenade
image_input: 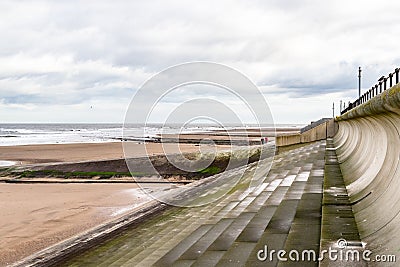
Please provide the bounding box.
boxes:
[60,141,337,266]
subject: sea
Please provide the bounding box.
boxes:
[0,123,304,146]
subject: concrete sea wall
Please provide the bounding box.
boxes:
[275,119,337,147]
[334,83,400,260]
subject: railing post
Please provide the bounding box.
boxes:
[389,73,393,87]
[378,76,385,93]
[375,85,378,95]
[384,77,387,90]
[396,68,399,84]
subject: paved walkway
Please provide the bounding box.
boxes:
[319,139,364,267]
[63,141,327,267]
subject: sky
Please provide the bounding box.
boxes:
[1,0,400,124]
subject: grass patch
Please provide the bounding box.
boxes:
[197,166,221,175]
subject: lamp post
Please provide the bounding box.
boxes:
[358,66,362,98]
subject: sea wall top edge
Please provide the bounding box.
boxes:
[337,83,400,121]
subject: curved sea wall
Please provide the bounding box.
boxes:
[334,83,400,259]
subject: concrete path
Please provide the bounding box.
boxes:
[62,141,327,267]
[319,139,364,267]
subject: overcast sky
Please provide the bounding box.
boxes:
[1,0,400,124]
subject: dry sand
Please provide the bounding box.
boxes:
[0,183,163,266]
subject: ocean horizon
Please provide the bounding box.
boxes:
[0,123,304,146]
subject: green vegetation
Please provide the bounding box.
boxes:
[0,167,10,173]
[0,168,9,177]
[197,166,221,175]
[2,146,267,181]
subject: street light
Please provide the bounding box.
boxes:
[358,66,362,98]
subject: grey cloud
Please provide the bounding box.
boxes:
[1,0,400,122]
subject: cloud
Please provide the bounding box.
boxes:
[0,0,400,122]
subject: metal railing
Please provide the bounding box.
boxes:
[340,68,400,115]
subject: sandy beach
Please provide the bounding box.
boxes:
[0,140,234,265]
[0,183,166,266]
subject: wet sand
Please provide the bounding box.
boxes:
[0,183,163,266]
